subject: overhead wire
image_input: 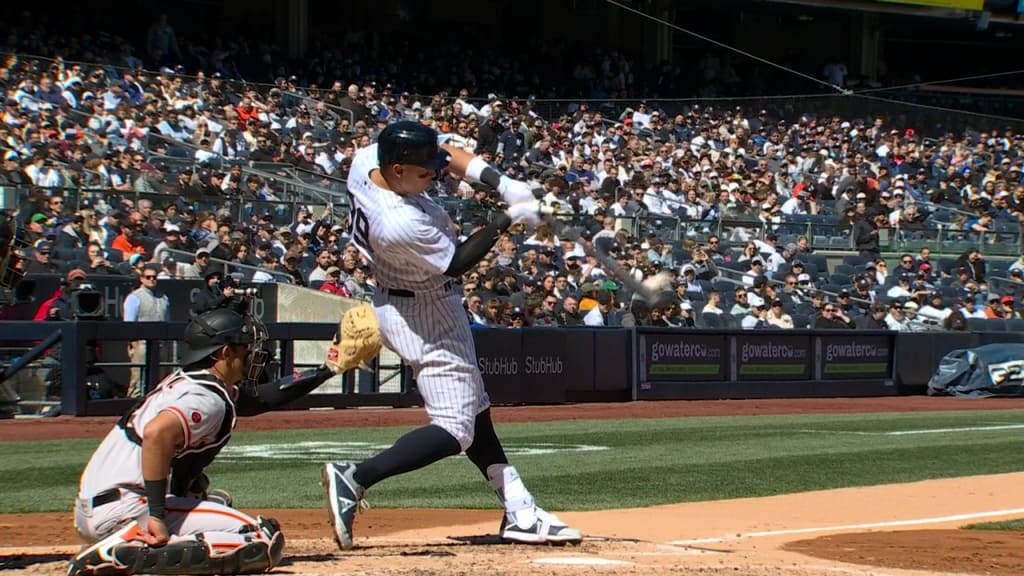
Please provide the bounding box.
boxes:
[604,0,1024,123]
[854,70,1024,95]
[603,0,849,95]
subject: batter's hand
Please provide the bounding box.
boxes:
[506,201,544,229]
[325,303,383,374]
[497,176,537,206]
[142,517,170,547]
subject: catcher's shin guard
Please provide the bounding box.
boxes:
[106,532,284,575]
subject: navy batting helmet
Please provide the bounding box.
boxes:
[377,121,450,170]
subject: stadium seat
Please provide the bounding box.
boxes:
[841,255,866,267]
[1006,319,1024,332]
[792,314,809,329]
[985,318,1007,332]
[712,280,735,294]
[702,312,723,329]
[834,264,855,276]
[829,273,851,286]
[309,280,325,290]
[967,317,988,332]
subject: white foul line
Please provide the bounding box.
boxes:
[799,423,1024,436]
[668,507,1024,546]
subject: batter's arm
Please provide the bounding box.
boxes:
[443,212,511,278]
[441,143,538,205]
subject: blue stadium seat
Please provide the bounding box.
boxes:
[1006,319,1024,332]
[702,312,723,329]
[985,318,1007,332]
[829,273,851,286]
[834,264,855,276]
[967,317,988,332]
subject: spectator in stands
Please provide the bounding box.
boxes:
[730,287,750,319]
[583,290,613,326]
[857,303,889,329]
[766,299,793,329]
[956,249,987,282]
[884,301,907,330]
[56,213,88,252]
[741,294,770,329]
[815,301,854,329]
[191,271,238,314]
[319,267,351,297]
[701,289,724,317]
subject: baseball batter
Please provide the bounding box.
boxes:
[323,121,582,548]
[68,307,346,576]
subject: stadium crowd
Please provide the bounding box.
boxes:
[2,16,1024,333]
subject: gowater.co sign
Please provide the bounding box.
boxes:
[820,335,892,380]
[735,335,812,380]
[642,333,726,381]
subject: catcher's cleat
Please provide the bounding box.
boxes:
[321,463,366,550]
[499,507,583,545]
[67,520,144,576]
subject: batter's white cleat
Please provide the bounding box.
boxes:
[321,462,366,550]
[499,506,583,545]
[67,520,144,576]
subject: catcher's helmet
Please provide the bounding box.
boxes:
[181,308,262,368]
[377,121,450,170]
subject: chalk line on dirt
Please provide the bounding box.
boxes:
[667,507,1024,545]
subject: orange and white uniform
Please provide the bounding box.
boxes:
[73,369,270,553]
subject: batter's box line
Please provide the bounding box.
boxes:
[666,506,1024,546]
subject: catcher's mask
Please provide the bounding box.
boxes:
[182,309,269,383]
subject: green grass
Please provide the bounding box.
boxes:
[4,410,1024,514]
[964,519,1024,531]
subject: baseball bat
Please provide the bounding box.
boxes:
[579,238,671,306]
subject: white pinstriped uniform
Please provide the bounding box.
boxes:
[73,370,272,552]
[347,144,489,449]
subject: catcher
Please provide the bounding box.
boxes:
[67,304,380,576]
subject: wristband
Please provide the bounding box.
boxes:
[145,478,168,520]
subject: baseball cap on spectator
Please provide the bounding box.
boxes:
[129,254,145,266]
[987,293,1001,302]
[33,239,51,253]
[580,281,598,293]
[31,213,48,224]
[680,301,693,311]
[164,224,180,233]
[277,226,292,236]
[601,280,619,291]
[1001,295,1014,305]
[325,266,341,276]
[904,301,919,311]
[748,294,765,308]
[151,210,166,221]
[195,248,211,258]
[163,257,176,269]
[66,269,87,283]
[792,261,805,268]
[856,192,867,199]
[797,273,811,283]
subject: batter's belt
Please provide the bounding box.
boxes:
[385,280,454,298]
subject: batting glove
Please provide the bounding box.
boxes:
[498,176,538,206]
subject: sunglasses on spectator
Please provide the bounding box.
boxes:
[143,274,157,280]
[823,308,834,313]
[787,281,797,286]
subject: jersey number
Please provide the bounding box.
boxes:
[347,193,371,252]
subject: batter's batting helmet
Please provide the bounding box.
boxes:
[181,308,260,367]
[377,121,451,170]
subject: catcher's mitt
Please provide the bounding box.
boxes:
[325,303,383,374]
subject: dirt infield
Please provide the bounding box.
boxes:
[4,396,1024,575]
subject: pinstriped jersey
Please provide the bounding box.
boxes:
[346,144,456,291]
[77,369,236,499]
